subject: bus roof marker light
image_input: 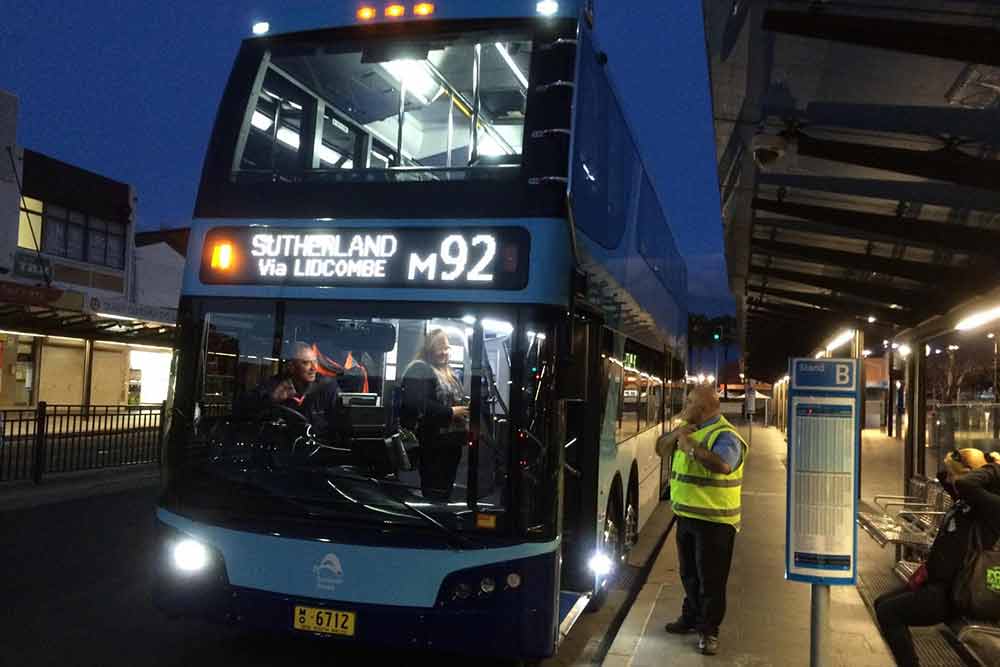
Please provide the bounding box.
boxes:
[414,3,435,16]
[536,0,559,16]
[385,4,406,18]
[357,6,377,20]
[251,21,270,35]
[956,305,1000,332]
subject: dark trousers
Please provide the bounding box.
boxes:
[419,434,464,501]
[874,583,951,667]
[676,516,737,635]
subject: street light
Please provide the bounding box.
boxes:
[956,304,1000,332]
[825,329,856,354]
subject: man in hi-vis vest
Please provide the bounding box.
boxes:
[656,384,748,656]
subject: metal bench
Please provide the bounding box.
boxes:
[892,559,921,583]
[950,620,1000,667]
[858,477,940,549]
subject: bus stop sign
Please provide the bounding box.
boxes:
[785,358,861,585]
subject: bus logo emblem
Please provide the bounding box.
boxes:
[314,553,344,592]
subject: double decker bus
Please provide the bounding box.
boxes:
[154,1,688,661]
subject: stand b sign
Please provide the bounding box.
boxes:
[785,358,861,585]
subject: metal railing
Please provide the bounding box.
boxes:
[0,401,166,484]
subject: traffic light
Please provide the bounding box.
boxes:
[713,329,721,342]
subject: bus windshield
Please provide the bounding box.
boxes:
[170,299,557,536]
[233,27,532,184]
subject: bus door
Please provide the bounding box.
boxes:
[560,308,603,592]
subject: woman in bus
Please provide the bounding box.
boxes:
[400,329,470,501]
[874,448,1000,667]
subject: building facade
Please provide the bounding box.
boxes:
[0,89,178,408]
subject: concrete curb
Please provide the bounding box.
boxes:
[594,504,676,665]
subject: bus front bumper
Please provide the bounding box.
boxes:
[152,539,558,659]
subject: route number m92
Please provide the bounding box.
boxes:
[407,234,497,283]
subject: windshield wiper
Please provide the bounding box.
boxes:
[328,471,480,550]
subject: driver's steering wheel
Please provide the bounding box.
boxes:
[263,403,311,427]
[261,403,351,459]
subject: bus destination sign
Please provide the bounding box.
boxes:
[200,226,531,289]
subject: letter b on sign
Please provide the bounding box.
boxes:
[836,364,851,386]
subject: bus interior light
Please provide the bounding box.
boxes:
[414,2,435,16]
[210,242,235,270]
[385,4,406,17]
[357,6,377,20]
[381,60,440,105]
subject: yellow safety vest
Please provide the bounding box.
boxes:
[670,415,748,530]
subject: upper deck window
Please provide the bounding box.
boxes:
[233,30,532,184]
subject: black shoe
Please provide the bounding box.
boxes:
[664,617,697,634]
[698,633,719,655]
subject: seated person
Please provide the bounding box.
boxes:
[239,342,340,438]
[874,448,1000,667]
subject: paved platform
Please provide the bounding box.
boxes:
[604,424,898,666]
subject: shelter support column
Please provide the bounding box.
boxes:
[853,330,864,498]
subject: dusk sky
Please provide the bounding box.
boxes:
[0,0,733,315]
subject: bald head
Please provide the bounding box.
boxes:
[682,385,721,424]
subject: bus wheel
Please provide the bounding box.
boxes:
[586,495,622,612]
[624,486,638,557]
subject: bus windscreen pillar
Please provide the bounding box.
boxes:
[784,358,861,667]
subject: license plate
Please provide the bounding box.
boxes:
[293,605,356,637]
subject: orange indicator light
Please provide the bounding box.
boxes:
[357,6,377,20]
[210,242,234,270]
[385,4,406,17]
[414,3,435,16]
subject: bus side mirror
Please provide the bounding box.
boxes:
[558,320,589,402]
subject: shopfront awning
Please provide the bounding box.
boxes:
[0,280,175,346]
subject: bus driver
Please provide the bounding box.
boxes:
[243,341,341,437]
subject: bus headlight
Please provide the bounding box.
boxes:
[588,552,613,577]
[173,538,210,573]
